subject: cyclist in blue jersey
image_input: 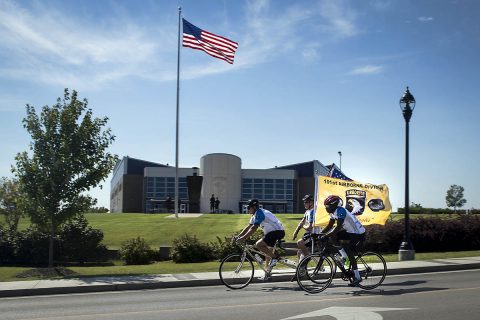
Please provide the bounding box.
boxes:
[321,195,366,286]
[292,194,321,261]
[235,199,285,280]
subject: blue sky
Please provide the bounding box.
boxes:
[1,0,479,211]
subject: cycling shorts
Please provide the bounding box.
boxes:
[263,230,285,247]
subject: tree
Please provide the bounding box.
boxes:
[445,184,467,213]
[0,177,26,232]
[13,89,118,267]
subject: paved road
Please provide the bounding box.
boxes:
[1,269,479,320]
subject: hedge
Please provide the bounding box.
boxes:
[364,215,480,253]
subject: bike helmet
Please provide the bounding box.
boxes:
[247,199,260,209]
[324,195,341,206]
[302,194,314,202]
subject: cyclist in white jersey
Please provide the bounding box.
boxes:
[321,195,366,286]
[293,194,321,261]
[235,199,285,280]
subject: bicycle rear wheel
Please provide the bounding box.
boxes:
[356,252,387,290]
[296,254,334,294]
[219,253,254,289]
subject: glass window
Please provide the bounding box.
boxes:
[167,188,175,194]
[265,183,273,189]
[243,179,252,183]
[254,179,263,183]
[265,179,273,183]
[286,179,293,186]
[275,194,285,200]
[265,188,274,194]
[242,193,252,200]
[254,193,263,199]
[167,177,174,182]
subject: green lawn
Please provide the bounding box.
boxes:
[10,212,471,249]
[14,213,305,249]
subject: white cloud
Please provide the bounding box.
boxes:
[418,16,434,22]
[0,1,168,89]
[0,0,362,85]
[350,65,384,75]
[319,0,359,37]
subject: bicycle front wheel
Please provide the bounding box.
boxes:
[356,252,387,290]
[219,253,254,289]
[296,254,334,294]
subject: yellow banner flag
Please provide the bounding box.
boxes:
[315,176,392,227]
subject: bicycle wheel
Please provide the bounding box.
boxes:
[356,252,387,290]
[296,254,334,294]
[219,253,255,289]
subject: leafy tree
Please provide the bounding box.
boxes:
[0,177,26,232]
[13,89,117,267]
[445,184,467,213]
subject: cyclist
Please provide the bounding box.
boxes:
[234,199,285,280]
[321,194,366,286]
[292,194,321,261]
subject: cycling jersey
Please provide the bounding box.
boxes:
[249,208,284,234]
[304,208,321,234]
[330,207,365,234]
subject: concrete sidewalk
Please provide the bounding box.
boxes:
[1,256,479,298]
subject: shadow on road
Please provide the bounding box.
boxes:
[349,286,449,296]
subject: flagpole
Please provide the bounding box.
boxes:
[174,7,181,218]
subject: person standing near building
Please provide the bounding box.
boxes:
[215,197,220,213]
[165,195,173,213]
[210,194,215,213]
[292,194,321,261]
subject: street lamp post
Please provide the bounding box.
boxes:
[338,151,342,171]
[398,86,416,261]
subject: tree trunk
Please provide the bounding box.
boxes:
[48,223,54,268]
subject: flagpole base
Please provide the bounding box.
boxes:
[398,249,415,261]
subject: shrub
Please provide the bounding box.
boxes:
[0,225,18,264]
[171,234,216,263]
[363,215,480,253]
[58,215,109,263]
[16,227,53,266]
[119,237,154,265]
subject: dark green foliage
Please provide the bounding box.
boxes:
[363,215,480,253]
[397,207,480,215]
[0,218,109,265]
[0,226,19,264]
[58,215,108,263]
[119,237,155,265]
[16,227,53,265]
[171,234,216,263]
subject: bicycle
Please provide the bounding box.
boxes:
[295,237,387,294]
[219,240,298,290]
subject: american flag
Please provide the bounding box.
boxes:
[182,19,238,64]
[328,167,352,181]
